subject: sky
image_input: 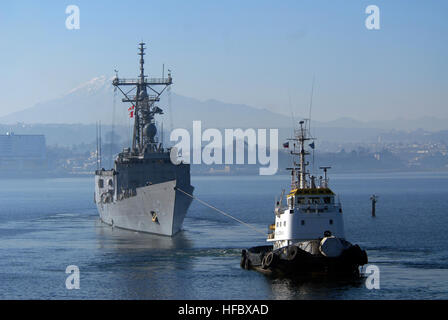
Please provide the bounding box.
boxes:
[0,0,447,122]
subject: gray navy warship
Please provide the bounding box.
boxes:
[94,43,193,236]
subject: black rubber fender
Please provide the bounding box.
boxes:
[261,251,277,269]
[240,250,248,269]
[342,244,368,266]
[351,245,368,265]
[240,255,246,269]
[244,256,251,270]
[287,246,298,261]
[360,249,368,265]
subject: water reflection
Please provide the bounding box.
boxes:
[94,219,193,250]
[267,276,365,300]
[93,219,195,299]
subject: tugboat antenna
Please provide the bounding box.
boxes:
[308,75,315,133]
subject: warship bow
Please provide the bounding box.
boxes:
[94,42,194,236]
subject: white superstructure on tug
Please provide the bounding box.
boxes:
[269,120,344,253]
[241,120,367,277]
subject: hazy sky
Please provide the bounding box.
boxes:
[0,0,447,122]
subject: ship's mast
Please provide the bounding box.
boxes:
[112,42,172,154]
[288,120,313,189]
[298,121,308,188]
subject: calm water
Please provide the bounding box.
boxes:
[0,172,447,299]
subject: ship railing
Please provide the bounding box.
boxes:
[122,94,160,102]
[113,77,172,86]
[276,206,289,215]
[297,203,336,213]
[145,77,173,85]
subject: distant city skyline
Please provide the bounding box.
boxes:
[0,0,447,122]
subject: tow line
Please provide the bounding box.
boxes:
[175,187,268,236]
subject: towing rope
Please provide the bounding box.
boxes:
[175,187,268,236]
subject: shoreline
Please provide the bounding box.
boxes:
[2,168,448,179]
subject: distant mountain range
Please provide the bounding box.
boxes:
[0,76,446,147]
[316,116,448,132]
[1,75,446,131]
[0,75,290,129]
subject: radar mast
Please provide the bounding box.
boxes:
[112,42,172,154]
[287,120,310,189]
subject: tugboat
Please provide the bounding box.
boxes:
[241,120,367,277]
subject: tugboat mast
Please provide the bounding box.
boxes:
[112,42,172,154]
[288,120,313,189]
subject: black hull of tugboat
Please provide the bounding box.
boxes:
[241,244,368,278]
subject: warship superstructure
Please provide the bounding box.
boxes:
[94,43,193,236]
[241,120,367,277]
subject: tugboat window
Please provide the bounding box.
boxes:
[329,219,333,225]
[98,179,104,188]
[108,179,113,186]
[301,220,305,226]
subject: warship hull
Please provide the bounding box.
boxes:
[96,179,193,236]
[95,42,193,237]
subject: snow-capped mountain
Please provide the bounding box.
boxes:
[0,76,291,129]
[0,76,116,124]
[3,76,444,132]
